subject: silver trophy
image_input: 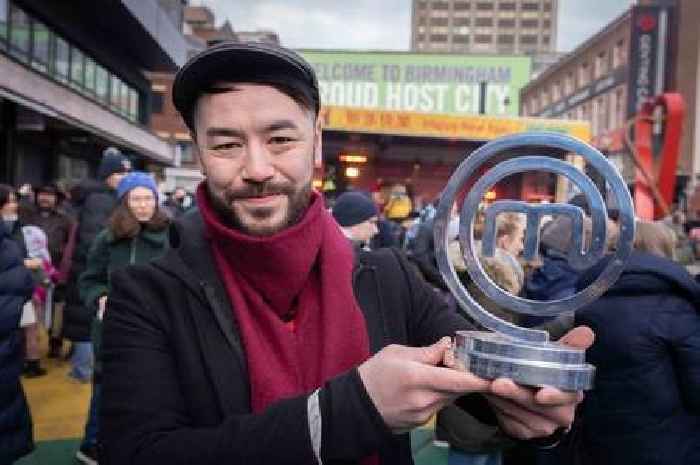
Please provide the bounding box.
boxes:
[434,133,635,391]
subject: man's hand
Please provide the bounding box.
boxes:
[485,326,595,440]
[358,337,491,433]
[24,258,42,270]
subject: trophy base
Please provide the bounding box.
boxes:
[454,331,595,391]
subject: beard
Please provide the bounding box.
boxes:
[207,179,313,237]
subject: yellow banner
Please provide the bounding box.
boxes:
[321,106,591,142]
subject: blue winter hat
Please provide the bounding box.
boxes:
[116,172,158,200]
[98,147,131,180]
[332,191,378,227]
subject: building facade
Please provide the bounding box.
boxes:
[521,0,700,210]
[0,0,187,186]
[411,0,557,55]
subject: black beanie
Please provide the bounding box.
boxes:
[332,192,378,227]
[97,147,131,180]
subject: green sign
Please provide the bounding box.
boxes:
[299,50,532,117]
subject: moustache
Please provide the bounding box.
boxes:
[225,182,295,202]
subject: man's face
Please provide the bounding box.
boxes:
[499,224,525,257]
[349,216,379,244]
[37,192,57,210]
[173,188,186,201]
[193,83,321,236]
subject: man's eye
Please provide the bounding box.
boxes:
[269,136,295,144]
[213,142,241,151]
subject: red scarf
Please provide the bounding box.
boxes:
[198,185,378,463]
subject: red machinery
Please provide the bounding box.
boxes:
[632,93,685,220]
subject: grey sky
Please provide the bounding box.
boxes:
[195,0,633,52]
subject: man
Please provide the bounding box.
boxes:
[29,184,74,357]
[163,187,190,219]
[495,212,526,290]
[63,147,130,382]
[100,42,590,465]
[332,191,379,249]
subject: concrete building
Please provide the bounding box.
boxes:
[411,0,557,55]
[521,0,700,211]
[0,0,188,186]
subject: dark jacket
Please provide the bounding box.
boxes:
[79,227,168,381]
[0,223,35,464]
[406,217,446,291]
[100,210,495,465]
[573,252,700,465]
[63,179,118,341]
[523,253,581,328]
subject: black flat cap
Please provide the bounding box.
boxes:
[172,41,320,130]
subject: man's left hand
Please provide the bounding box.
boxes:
[485,326,594,440]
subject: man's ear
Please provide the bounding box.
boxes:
[313,118,323,169]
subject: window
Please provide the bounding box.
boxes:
[613,39,626,68]
[31,19,50,72]
[497,34,514,44]
[417,1,428,8]
[415,33,426,41]
[543,19,551,28]
[110,75,122,109]
[152,91,164,114]
[120,81,130,116]
[498,18,515,28]
[565,72,574,94]
[453,34,470,44]
[430,17,448,26]
[453,17,470,26]
[476,2,494,10]
[552,81,561,100]
[475,17,493,27]
[417,17,426,26]
[454,1,471,10]
[95,64,109,102]
[70,47,84,89]
[521,19,539,28]
[84,57,96,94]
[9,4,30,60]
[543,35,550,45]
[432,1,449,9]
[579,61,590,86]
[178,142,194,162]
[53,36,69,82]
[498,2,516,10]
[543,2,552,11]
[595,51,608,78]
[0,0,7,45]
[475,34,493,44]
[520,35,538,45]
[128,88,139,122]
[429,34,448,42]
[521,2,540,11]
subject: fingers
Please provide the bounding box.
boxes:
[486,394,560,439]
[490,379,576,427]
[421,365,492,394]
[557,326,595,350]
[387,337,453,366]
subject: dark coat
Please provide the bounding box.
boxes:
[574,252,700,465]
[100,210,497,465]
[26,208,73,266]
[0,223,35,464]
[79,227,168,381]
[63,179,118,342]
[523,253,581,328]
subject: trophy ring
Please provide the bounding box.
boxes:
[434,132,635,391]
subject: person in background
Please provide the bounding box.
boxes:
[0,184,47,377]
[28,184,74,358]
[494,213,525,291]
[76,172,170,465]
[163,187,190,219]
[563,220,700,465]
[63,147,130,383]
[331,191,379,250]
[0,220,35,464]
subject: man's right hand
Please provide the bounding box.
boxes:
[358,337,491,433]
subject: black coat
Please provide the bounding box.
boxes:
[100,210,494,465]
[63,179,118,341]
[574,252,700,465]
[0,223,35,464]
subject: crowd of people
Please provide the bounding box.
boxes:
[0,41,697,465]
[0,148,195,464]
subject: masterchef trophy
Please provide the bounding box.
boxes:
[434,133,635,391]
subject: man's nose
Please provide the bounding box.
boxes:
[241,140,275,183]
